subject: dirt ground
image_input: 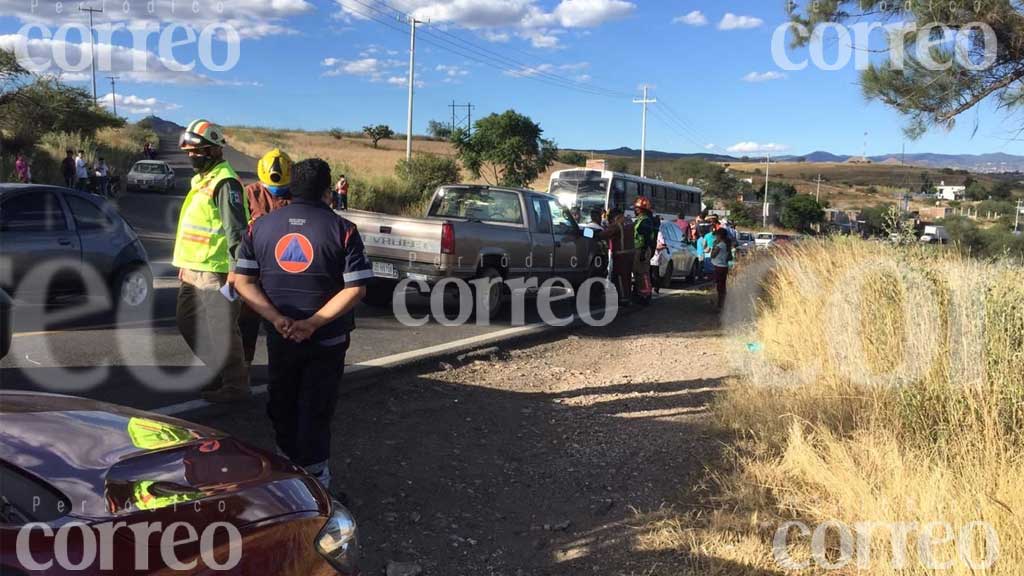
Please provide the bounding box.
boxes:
[196,290,732,575]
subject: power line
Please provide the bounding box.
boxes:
[344,0,631,100]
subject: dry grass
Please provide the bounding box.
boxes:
[640,238,1024,574]
[225,126,574,191]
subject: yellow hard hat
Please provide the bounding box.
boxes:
[257,148,292,193]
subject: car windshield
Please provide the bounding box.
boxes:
[429,188,523,224]
[133,163,166,174]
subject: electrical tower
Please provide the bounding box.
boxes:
[449,101,475,135]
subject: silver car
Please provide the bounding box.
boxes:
[126,160,176,193]
[0,185,153,315]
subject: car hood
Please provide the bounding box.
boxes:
[129,173,169,180]
[0,392,327,524]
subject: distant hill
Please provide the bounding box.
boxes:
[138,115,184,136]
[572,145,1024,173]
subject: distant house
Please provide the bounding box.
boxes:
[935,181,966,201]
[919,206,954,222]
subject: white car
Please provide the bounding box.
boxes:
[755,232,775,249]
[126,160,176,193]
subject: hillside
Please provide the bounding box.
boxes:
[225,126,573,191]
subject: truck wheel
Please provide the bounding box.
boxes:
[687,260,700,283]
[662,261,675,287]
[363,280,396,308]
[473,267,505,322]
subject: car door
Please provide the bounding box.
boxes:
[547,198,588,285]
[0,189,81,300]
[62,192,122,283]
[527,195,555,282]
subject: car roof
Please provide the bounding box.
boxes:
[0,183,72,197]
[132,159,169,165]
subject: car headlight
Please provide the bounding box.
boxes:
[316,501,359,573]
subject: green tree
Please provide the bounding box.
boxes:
[965,181,989,201]
[989,180,1014,200]
[362,124,394,148]
[725,200,755,227]
[395,153,461,198]
[919,171,934,195]
[779,194,825,232]
[329,128,345,140]
[558,150,588,166]
[860,204,895,236]
[767,181,797,207]
[788,3,1024,138]
[426,120,452,140]
[452,110,557,187]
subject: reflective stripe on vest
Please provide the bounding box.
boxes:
[172,161,247,273]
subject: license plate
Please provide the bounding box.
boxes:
[372,261,398,279]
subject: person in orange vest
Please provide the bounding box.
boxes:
[238,149,294,364]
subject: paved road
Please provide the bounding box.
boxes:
[2,136,683,411]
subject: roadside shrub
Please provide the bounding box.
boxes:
[558,150,588,166]
[395,154,460,198]
[345,174,424,216]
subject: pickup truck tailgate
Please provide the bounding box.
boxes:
[343,210,444,267]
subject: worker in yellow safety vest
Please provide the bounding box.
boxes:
[173,118,251,403]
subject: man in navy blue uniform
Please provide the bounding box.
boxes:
[233,158,373,489]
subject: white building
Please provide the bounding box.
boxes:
[935,181,966,201]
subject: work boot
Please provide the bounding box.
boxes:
[200,386,251,403]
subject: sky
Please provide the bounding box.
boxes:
[3,0,1023,157]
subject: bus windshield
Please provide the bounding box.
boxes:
[549,178,608,213]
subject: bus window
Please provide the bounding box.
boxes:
[625,180,639,209]
[611,178,626,207]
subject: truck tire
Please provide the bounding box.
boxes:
[363,279,396,308]
[473,267,505,322]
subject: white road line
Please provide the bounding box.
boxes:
[148,291,697,418]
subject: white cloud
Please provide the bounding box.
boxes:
[727,142,790,154]
[436,64,470,83]
[673,11,707,26]
[0,0,314,39]
[0,35,227,85]
[743,71,785,82]
[552,0,634,28]
[335,0,634,49]
[718,13,763,30]
[321,55,428,87]
[704,143,716,150]
[503,61,589,78]
[98,92,180,116]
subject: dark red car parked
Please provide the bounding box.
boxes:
[0,391,359,575]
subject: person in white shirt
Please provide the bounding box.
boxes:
[74,150,89,191]
[94,157,110,196]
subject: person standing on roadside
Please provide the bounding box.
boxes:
[75,150,89,191]
[94,157,110,196]
[632,197,657,305]
[14,153,30,183]
[233,158,372,490]
[238,148,294,365]
[600,208,634,306]
[173,119,251,404]
[61,149,76,188]
[335,174,349,210]
[710,227,733,311]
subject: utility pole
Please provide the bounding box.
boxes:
[633,85,656,178]
[451,100,456,134]
[106,76,119,116]
[80,4,103,107]
[405,16,422,161]
[816,173,821,203]
[762,153,771,229]
[1015,199,1023,234]
[448,102,475,135]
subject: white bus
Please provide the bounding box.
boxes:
[548,168,704,222]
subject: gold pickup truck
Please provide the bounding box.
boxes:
[343,185,606,319]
